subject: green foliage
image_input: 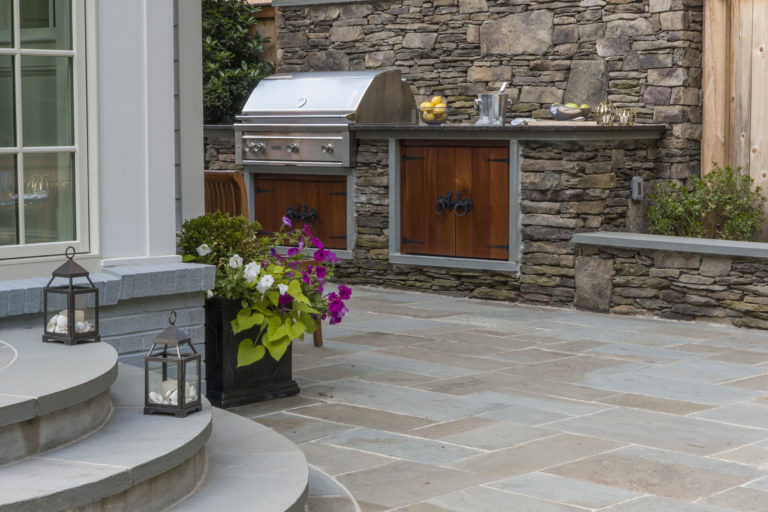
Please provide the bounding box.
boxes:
[178,214,351,367]
[648,164,766,241]
[202,0,274,124]
[177,212,262,284]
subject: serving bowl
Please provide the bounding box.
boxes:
[549,104,590,121]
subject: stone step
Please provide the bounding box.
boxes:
[170,407,308,512]
[0,364,212,512]
[0,327,118,467]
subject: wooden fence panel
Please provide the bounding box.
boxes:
[751,1,768,190]
[702,0,730,172]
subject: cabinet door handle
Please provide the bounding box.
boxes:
[285,203,318,226]
[435,191,473,217]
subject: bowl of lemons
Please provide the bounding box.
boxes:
[418,96,450,125]
[550,102,591,121]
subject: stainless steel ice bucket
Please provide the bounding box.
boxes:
[474,93,509,126]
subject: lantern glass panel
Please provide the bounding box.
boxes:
[44,288,69,335]
[146,358,182,406]
[72,290,97,334]
[184,358,200,403]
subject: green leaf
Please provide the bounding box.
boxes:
[291,319,306,339]
[262,335,291,361]
[182,254,197,262]
[236,338,266,367]
[300,312,318,333]
[231,308,264,334]
[288,279,303,298]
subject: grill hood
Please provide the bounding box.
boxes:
[238,70,415,124]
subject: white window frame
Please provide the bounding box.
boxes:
[0,0,95,262]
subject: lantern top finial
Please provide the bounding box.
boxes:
[153,311,193,348]
[52,246,90,278]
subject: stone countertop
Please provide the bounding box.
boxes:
[351,121,667,141]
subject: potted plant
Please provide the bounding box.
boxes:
[178,213,351,407]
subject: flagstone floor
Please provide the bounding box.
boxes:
[229,286,768,511]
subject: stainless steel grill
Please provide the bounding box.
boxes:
[235,70,415,168]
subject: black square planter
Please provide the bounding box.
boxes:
[204,296,299,408]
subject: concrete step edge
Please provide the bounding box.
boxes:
[170,407,309,512]
[0,364,212,512]
[0,328,118,466]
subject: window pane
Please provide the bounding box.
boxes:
[0,0,11,48]
[22,56,73,147]
[0,56,13,147]
[24,152,74,243]
[0,154,18,245]
[21,0,71,50]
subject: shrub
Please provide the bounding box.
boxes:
[202,0,274,124]
[178,212,262,282]
[648,164,766,241]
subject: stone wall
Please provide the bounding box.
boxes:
[575,244,768,330]
[335,136,658,305]
[277,0,702,180]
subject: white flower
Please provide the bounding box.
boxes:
[206,290,214,299]
[278,283,289,295]
[256,274,274,294]
[196,243,212,257]
[243,262,262,283]
[228,254,243,268]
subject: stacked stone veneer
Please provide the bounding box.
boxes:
[277,0,702,180]
[575,246,768,329]
[335,136,658,304]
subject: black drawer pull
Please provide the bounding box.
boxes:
[402,237,424,244]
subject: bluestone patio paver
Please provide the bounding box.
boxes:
[229,286,768,511]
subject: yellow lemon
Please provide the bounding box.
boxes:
[422,111,435,122]
[419,101,434,110]
[430,95,444,106]
[433,112,446,121]
[432,103,447,115]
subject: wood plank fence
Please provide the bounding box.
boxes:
[702,0,767,192]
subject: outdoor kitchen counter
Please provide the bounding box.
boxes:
[350,122,667,141]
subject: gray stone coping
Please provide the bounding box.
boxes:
[0,364,213,511]
[0,262,215,318]
[351,123,667,141]
[572,232,768,259]
[170,408,309,512]
[0,327,118,428]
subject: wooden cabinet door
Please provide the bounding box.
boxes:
[454,147,509,260]
[401,143,509,261]
[252,174,347,249]
[401,146,455,256]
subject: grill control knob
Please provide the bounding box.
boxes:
[321,144,334,154]
[286,143,299,153]
[246,142,265,153]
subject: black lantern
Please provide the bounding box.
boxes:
[144,312,202,418]
[43,247,100,345]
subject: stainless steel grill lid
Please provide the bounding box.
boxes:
[235,70,415,168]
[239,70,415,123]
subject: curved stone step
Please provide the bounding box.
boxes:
[0,327,118,466]
[170,407,308,512]
[0,364,212,512]
[305,465,361,512]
